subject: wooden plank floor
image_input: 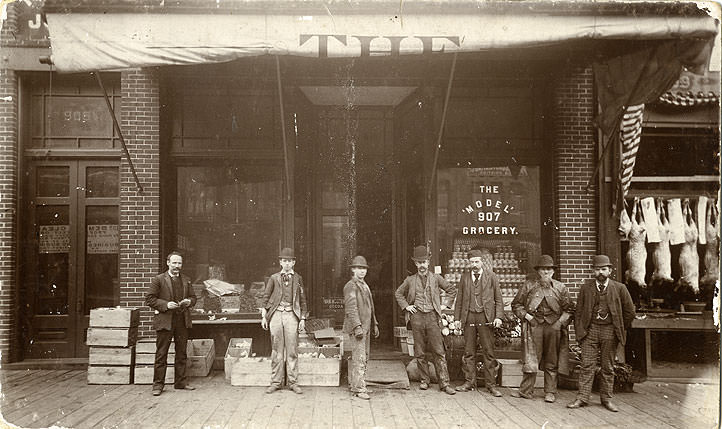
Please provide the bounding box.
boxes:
[0,368,718,429]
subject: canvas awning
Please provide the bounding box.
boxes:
[45,12,718,72]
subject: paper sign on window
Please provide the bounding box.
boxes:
[87,224,119,254]
[39,225,70,253]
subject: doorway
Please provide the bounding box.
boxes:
[21,159,120,358]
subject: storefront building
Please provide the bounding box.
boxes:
[0,0,718,373]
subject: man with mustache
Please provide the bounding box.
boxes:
[567,255,635,412]
[510,255,574,403]
[395,245,457,395]
[453,248,504,397]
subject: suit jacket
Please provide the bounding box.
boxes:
[395,272,456,318]
[574,278,636,345]
[145,272,197,331]
[342,278,378,334]
[262,271,308,322]
[453,269,503,327]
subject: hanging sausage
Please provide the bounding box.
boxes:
[650,197,673,283]
[625,197,647,290]
[678,199,699,293]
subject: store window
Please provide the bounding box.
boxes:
[436,166,542,299]
[176,165,284,312]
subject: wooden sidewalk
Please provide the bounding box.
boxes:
[0,368,719,429]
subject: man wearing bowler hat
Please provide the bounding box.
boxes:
[395,245,457,395]
[343,255,379,400]
[261,247,308,394]
[511,255,575,403]
[454,248,504,397]
[567,255,635,412]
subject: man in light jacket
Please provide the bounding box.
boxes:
[343,255,379,400]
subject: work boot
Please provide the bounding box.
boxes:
[567,399,588,408]
[266,385,280,394]
[354,392,370,400]
[544,393,556,403]
[601,399,619,412]
[487,386,503,397]
[419,382,429,390]
[511,390,533,399]
[442,386,456,395]
[290,384,303,394]
[455,382,475,392]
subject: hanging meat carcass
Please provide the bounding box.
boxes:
[618,200,632,240]
[678,199,699,293]
[701,200,719,285]
[625,198,647,289]
[651,198,673,282]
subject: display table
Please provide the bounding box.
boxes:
[190,313,270,368]
[631,312,718,383]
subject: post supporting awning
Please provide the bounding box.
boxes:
[44,12,718,73]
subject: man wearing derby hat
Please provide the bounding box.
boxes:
[511,255,575,403]
[261,247,308,395]
[567,255,635,412]
[395,245,457,395]
[343,255,379,400]
[453,248,505,397]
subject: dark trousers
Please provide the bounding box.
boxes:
[153,312,188,390]
[520,321,561,395]
[577,323,617,402]
[410,311,451,389]
[462,311,498,387]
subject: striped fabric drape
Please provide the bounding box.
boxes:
[618,104,645,199]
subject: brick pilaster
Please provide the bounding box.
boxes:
[119,68,160,339]
[0,69,18,363]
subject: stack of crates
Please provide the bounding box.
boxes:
[134,338,175,384]
[87,307,139,384]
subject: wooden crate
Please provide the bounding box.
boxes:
[134,365,174,384]
[88,346,135,366]
[229,357,272,386]
[187,339,214,377]
[89,307,140,328]
[498,359,544,388]
[400,338,408,354]
[88,366,134,384]
[86,327,138,347]
[136,339,175,354]
[224,338,253,380]
[136,352,174,365]
[393,326,408,337]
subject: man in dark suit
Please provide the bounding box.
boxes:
[453,248,504,397]
[395,245,457,395]
[343,255,379,400]
[567,255,636,412]
[145,251,197,396]
[261,247,308,394]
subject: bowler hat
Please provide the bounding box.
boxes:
[468,249,484,259]
[592,254,612,268]
[534,255,557,269]
[411,245,431,262]
[349,255,369,268]
[278,247,295,259]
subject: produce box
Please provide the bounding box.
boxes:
[305,317,332,333]
[498,359,543,388]
[187,339,214,377]
[393,326,408,337]
[220,295,241,312]
[89,307,140,328]
[86,326,138,347]
[229,357,272,386]
[406,330,415,345]
[88,366,134,384]
[225,338,253,380]
[400,338,408,354]
[134,365,174,384]
[136,351,174,365]
[88,346,135,366]
[298,355,341,386]
[136,338,175,354]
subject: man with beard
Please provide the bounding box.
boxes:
[567,255,635,412]
[453,248,504,397]
[395,245,457,395]
[510,255,574,403]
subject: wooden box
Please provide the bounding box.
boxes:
[88,346,135,366]
[86,327,138,347]
[498,359,543,388]
[134,365,174,384]
[225,338,253,380]
[393,326,408,337]
[187,339,215,377]
[229,357,272,386]
[400,338,408,354]
[298,355,341,386]
[136,339,175,354]
[88,366,134,384]
[89,307,140,328]
[136,352,174,365]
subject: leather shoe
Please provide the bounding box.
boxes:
[455,382,475,392]
[601,400,619,412]
[290,384,303,394]
[419,382,429,390]
[175,385,195,391]
[152,389,162,396]
[442,386,456,395]
[354,392,370,400]
[511,390,533,399]
[567,399,588,409]
[266,385,280,394]
[488,386,503,397]
[544,393,556,403]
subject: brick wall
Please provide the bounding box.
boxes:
[0,69,18,363]
[119,68,161,339]
[551,63,597,338]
